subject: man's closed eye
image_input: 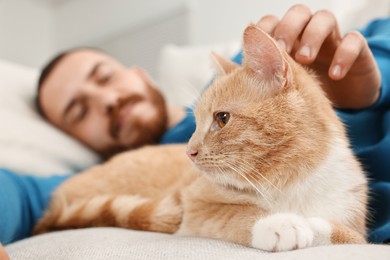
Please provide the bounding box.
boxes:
[68,101,88,124]
[96,63,114,86]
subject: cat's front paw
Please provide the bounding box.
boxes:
[251,213,314,252]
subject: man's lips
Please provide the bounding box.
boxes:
[118,102,134,130]
[110,95,144,140]
[111,102,135,140]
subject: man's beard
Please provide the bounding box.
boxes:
[102,85,168,158]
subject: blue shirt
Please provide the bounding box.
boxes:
[339,18,390,243]
[160,107,196,144]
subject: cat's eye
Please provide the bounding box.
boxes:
[215,112,231,128]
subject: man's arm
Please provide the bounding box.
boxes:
[360,18,390,109]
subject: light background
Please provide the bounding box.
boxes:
[0,0,389,78]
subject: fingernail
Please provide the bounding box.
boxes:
[332,65,341,77]
[299,44,311,58]
[277,39,286,51]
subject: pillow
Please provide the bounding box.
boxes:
[157,41,241,107]
[0,59,100,176]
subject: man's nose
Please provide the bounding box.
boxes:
[88,87,119,115]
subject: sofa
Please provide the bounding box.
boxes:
[2,45,390,259]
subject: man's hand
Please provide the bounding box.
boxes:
[256,4,381,109]
[0,244,10,260]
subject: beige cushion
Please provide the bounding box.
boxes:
[6,228,390,260]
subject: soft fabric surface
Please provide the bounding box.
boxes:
[6,228,390,260]
[0,59,100,176]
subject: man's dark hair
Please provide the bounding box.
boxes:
[35,50,70,118]
[35,47,102,118]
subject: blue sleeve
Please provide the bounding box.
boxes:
[0,169,68,245]
[159,107,196,144]
[360,18,390,109]
[231,51,243,65]
[340,18,390,244]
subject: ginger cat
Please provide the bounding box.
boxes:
[34,24,368,252]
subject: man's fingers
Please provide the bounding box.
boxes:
[256,15,280,35]
[272,4,312,53]
[295,9,340,64]
[329,31,366,80]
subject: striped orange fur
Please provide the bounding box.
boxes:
[34,24,368,252]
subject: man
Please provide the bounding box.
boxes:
[36,48,194,158]
[1,4,389,250]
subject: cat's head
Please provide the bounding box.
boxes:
[187,24,337,192]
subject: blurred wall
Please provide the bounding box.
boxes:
[0,0,389,74]
[0,0,53,68]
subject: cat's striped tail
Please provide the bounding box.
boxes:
[33,193,182,235]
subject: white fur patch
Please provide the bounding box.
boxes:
[307,217,332,246]
[270,136,366,224]
[251,213,314,252]
[251,135,364,250]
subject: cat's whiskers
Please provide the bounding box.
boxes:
[228,157,282,194]
[222,152,274,180]
[224,159,267,188]
[220,159,272,207]
[226,160,275,202]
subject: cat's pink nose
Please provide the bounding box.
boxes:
[186,148,198,161]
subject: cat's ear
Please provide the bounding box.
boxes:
[210,51,239,75]
[243,24,290,87]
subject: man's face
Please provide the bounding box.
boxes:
[40,49,167,156]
